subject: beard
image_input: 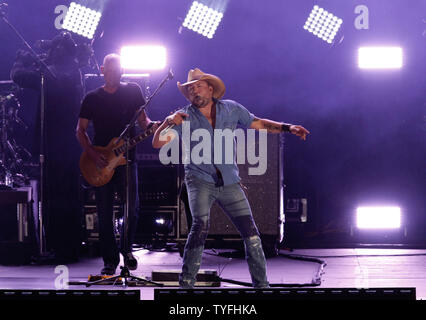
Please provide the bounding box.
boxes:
[192,95,210,108]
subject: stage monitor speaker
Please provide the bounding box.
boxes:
[151,269,220,287]
[178,134,284,250]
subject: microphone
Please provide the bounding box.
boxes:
[160,114,186,136]
[167,68,174,80]
[156,68,174,90]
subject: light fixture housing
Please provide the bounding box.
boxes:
[303,5,343,44]
[182,1,224,39]
[62,2,102,39]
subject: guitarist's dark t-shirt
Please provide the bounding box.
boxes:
[79,82,145,161]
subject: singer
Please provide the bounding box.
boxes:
[76,53,159,275]
[152,68,309,288]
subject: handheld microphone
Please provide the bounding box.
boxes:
[160,114,187,136]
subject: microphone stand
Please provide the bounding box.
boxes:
[1,3,57,259]
[84,69,173,287]
[89,32,101,75]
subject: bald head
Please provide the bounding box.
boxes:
[101,53,123,89]
[103,53,121,68]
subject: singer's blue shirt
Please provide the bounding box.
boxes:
[171,99,255,186]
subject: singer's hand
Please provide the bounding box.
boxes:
[166,111,189,126]
[153,111,187,148]
[289,125,310,141]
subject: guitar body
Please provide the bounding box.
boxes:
[79,122,161,187]
[79,138,127,187]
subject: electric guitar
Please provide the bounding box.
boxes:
[79,122,161,187]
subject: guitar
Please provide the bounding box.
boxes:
[79,122,161,187]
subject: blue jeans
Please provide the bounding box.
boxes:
[179,174,269,288]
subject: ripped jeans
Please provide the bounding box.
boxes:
[179,175,269,288]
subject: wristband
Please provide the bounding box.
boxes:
[281,123,292,133]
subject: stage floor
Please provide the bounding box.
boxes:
[0,248,425,300]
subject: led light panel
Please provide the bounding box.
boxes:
[358,47,403,69]
[62,2,102,39]
[182,1,223,39]
[120,46,167,70]
[356,206,401,229]
[303,5,343,44]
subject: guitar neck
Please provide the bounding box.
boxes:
[113,126,157,155]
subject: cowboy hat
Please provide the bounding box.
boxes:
[177,68,226,101]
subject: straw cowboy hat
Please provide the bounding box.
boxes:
[177,68,226,101]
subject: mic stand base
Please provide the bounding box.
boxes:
[77,265,164,287]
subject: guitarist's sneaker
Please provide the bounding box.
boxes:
[124,252,138,270]
[101,263,117,275]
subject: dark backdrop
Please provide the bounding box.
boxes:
[1,0,425,246]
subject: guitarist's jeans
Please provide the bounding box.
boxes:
[95,163,139,267]
[179,174,269,288]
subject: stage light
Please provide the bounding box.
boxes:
[303,5,343,44]
[356,206,401,229]
[358,47,403,69]
[155,218,165,225]
[120,46,167,71]
[62,2,102,39]
[182,1,224,39]
[153,214,173,236]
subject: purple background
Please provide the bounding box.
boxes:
[1,0,425,245]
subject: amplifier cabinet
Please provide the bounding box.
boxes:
[0,187,33,264]
[138,164,180,207]
[0,187,32,242]
[82,205,123,242]
[178,134,285,252]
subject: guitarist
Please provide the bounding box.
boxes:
[76,54,159,275]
